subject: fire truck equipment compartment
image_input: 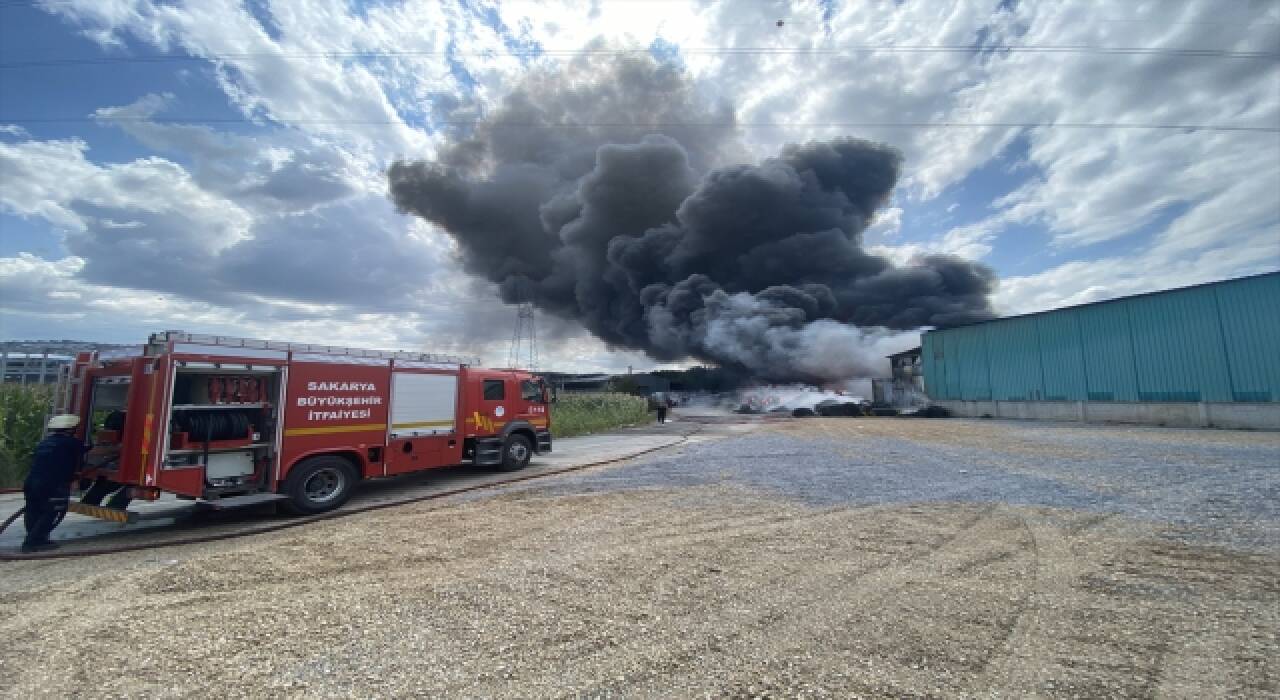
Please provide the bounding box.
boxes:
[206,452,255,480]
[173,410,257,442]
[390,372,458,438]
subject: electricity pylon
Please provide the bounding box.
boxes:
[508,301,538,372]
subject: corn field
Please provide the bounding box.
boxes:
[1,384,53,487]
[551,392,651,439]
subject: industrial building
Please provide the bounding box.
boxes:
[0,351,72,384]
[1,341,138,384]
[873,347,926,408]
[922,271,1280,430]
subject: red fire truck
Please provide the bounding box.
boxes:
[56,332,552,515]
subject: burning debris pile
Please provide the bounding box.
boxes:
[389,50,996,383]
[731,385,869,417]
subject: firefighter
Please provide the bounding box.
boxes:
[21,414,84,553]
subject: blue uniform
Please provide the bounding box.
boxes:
[22,432,83,550]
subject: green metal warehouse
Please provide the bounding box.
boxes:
[921,271,1280,430]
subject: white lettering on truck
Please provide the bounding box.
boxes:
[306,409,373,420]
[306,381,377,392]
[295,381,382,423]
[296,395,383,407]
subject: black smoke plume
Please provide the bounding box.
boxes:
[389,50,996,381]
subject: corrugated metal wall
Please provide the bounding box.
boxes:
[923,271,1280,403]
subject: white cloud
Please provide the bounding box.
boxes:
[0,126,450,310]
[865,206,903,239]
[0,254,88,315]
[995,235,1280,317]
[93,94,363,212]
[868,213,1002,264]
[46,0,440,159]
[0,136,252,246]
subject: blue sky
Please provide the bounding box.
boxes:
[1,0,1277,372]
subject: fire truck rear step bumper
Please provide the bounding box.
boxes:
[198,493,290,510]
[66,502,136,524]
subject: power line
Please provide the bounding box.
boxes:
[0,0,714,5]
[4,0,1278,22]
[0,0,85,7]
[5,0,1278,32]
[0,44,1275,69]
[2,115,1276,133]
[759,17,1280,29]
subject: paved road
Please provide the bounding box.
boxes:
[0,420,699,553]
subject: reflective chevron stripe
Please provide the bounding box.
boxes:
[67,502,134,523]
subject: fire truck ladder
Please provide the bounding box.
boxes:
[44,361,86,436]
[147,331,478,366]
[52,363,72,416]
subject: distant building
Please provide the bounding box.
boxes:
[888,347,923,388]
[539,371,674,396]
[874,347,926,407]
[539,372,613,393]
[1,340,138,384]
[0,351,72,384]
[628,373,671,396]
[921,271,1280,429]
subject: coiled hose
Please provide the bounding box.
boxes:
[174,410,254,441]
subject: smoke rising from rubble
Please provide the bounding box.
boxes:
[389,50,996,381]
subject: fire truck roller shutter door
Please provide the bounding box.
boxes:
[389,372,458,438]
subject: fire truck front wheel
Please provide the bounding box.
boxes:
[282,456,357,515]
[498,434,533,471]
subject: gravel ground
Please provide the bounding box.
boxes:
[1,417,1277,698]
[527,417,1280,554]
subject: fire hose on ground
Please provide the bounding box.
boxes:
[0,507,23,538]
[0,423,703,562]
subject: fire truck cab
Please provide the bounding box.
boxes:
[60,332,552,515]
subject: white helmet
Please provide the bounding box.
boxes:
[47,414,81,430]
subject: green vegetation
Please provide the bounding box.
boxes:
[1,384,53,487]
[551,392,650,439]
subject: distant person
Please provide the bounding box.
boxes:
[22,415,84,553]
[650,392,669,424]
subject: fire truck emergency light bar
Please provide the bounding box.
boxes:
[145,331,478,366]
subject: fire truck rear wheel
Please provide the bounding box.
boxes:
[283,456,356,515]
[499,434,533,471]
